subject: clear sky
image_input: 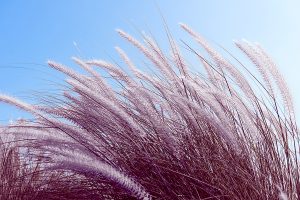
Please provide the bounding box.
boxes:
[1,0,300,123]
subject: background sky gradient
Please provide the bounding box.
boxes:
[1,0,300,123]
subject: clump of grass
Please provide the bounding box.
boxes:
[0,24,299,199]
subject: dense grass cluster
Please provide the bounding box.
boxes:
[0,24,298,199]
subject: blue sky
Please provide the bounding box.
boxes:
[1,0,300,123]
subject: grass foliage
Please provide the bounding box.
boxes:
[0,24,298,199]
